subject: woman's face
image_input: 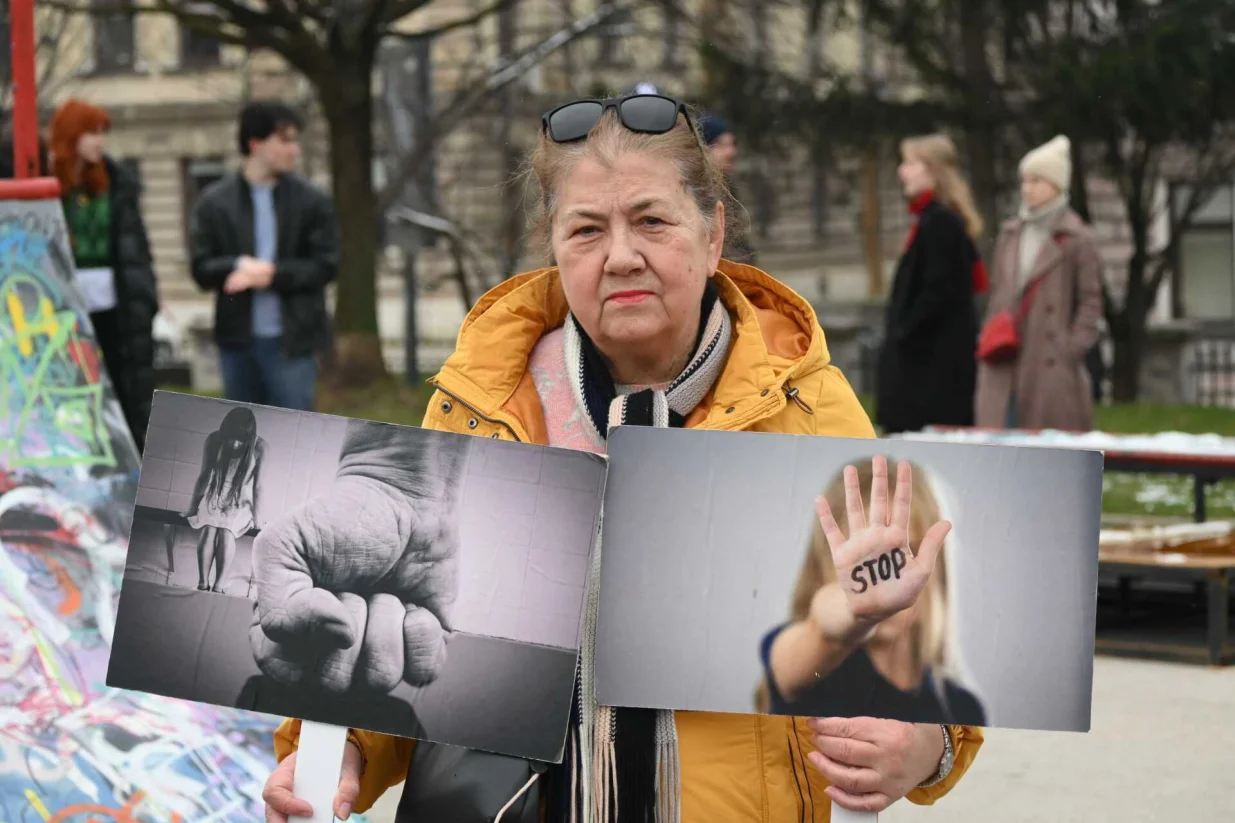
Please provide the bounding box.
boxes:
[1021,172,1059,210]
[552,152,724,360]
[898,156,935,198]
[76,130,106,165]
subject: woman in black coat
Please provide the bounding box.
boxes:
[876,134,987,435]
[49,99,159,452]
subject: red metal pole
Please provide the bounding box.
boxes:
[11,0,41,179]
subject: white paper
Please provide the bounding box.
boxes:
[292,721,348,823]
[830,805,878,823]
[75,266,118,313]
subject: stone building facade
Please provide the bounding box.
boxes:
[19,0,1219,396]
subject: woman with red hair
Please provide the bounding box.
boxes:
[49,99,159,452]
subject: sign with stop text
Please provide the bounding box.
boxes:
[595,425,1103,732]
[107,391,605,764]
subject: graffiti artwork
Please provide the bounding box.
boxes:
[0,199,304,822]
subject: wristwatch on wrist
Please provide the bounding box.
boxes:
[916,725,955,788]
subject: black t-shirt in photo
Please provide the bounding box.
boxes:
[759,624,987,726]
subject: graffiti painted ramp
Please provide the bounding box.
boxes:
[0,194,310,821]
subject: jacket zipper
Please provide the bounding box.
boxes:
[429,380,523,441]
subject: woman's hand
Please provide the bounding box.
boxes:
[806,717,946,812]
[816,455,949,626]
[263,742,364,822]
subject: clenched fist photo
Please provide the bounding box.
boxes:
[110,393,605,763]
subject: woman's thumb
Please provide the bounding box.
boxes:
[335,743,364,819]
[915,521,951,575]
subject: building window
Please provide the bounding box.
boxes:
[180,23,220,67]
[0,8,11,82]
[181,156,226,246]
[596,1,634,67]
[92,0,136,73]
[1173,182,1235,322]
[656,1,684,71]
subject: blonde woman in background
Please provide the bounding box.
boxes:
[875,134,988,435]
[761,456,987,727]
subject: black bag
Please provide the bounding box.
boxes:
[395,742,548,823]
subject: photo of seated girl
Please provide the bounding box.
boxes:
[184,406,266,593]
[758,455,987,726]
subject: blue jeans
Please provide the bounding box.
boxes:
[218,337,317,411]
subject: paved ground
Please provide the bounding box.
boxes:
[363,654,1234,822]
[882,656,1234,823]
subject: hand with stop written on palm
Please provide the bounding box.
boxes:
[767,455,951,704]
[816,455,950,629]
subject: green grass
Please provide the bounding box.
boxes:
[164,380,1235,521]
[159,378,437,428]
[858,394,1235,521]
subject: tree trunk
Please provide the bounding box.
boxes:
[861,146,884,298]
[959,0,1000,258]
[1110,257,1150,402]
[1068,133,1091,224]
[320,54,386,385]
[1109,317,1143,402]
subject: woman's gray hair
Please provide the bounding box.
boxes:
[520,106,749,262]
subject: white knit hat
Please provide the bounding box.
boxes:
[1019,135,1072,193]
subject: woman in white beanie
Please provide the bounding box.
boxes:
[974,135,1104,431]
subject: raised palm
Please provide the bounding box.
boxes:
[815,456,950,626]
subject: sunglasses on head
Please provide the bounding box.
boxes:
[541,94,697,144]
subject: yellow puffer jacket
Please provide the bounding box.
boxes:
[274,261,984,820]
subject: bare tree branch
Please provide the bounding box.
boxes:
[375,0,433,25]
[376,0,630,212]
[383,0,519,40]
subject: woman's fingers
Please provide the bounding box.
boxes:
[823,785,893,814]
[263,753,313,823]
[815,496,847,554]
[807,751,883,794]
[812,732,881,768]
[889,460,913,534]
[843,465,867,532]
[867,456,889,528]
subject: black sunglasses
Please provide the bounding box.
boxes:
[541,94,697,144]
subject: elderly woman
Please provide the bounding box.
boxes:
[261,93,982,822]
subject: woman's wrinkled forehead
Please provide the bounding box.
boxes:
[554,153,693,218]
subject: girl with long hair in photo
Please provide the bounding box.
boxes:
[876,133,987,435]
[760,456,986,726]
[185,407,265,593]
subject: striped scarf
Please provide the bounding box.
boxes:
[559,281,733,823]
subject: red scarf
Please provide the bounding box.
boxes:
[902,190,989,294]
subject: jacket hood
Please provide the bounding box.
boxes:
[432,259,832,418]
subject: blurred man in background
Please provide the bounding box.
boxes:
[188,101,339,412]
[700,113,757,265]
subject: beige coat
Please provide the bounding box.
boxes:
[975,208,1104,431]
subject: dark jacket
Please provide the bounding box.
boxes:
[760,627,987,727]
[188,171,340,357]
[875,199,980,434]
[91,156,159,452]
